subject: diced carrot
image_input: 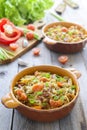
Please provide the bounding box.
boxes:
[50,99,63,108]
[40,77,49,82]
[32,105,42,110]
[32,84,44,92]
[19,93,27,101]
[57,82,63,87]
[16,89,24,96]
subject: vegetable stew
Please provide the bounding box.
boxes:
[45,25,87,43]
[14,71,77,109]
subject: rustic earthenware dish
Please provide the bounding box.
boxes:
[42,22,87,53]
[1,65,80,122]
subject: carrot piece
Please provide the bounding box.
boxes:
[40,77,49,82]
[16,89,24,96]
[32,84,44,92]
[50,99,63,108]
[19,93,27,101]
[58,55,68,64]
[32,106,42,110]
[57,82,63,87]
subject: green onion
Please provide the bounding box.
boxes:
[71,85,76,89]
[36,91,43,96]
[53,96,59,101]
[0,47,14,62]
[29,99,35,104]
[45,82,49,87]
[50,12,65,21]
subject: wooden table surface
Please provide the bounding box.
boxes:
[0,0,87,130]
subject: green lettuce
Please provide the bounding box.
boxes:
[0,0,53,25]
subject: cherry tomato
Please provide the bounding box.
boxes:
[58,55,68,64]
[26,32,34,40]
[33,48,40,56]
[9,43,18,51]
[61,27,68,32]
[27,24,35,31]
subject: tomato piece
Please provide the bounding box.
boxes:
[61,27,68,32]
[0,18,21,45]
[19,93,27,101]
[16,89,24,96]
[33,48,40,56]
[58,55,68,64]
[27,24,35,31]
[9,43,18,51]
[32,84,44,92]
[26,32,34,40]
[50,99,63,108]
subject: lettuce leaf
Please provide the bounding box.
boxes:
[0,0,53,25]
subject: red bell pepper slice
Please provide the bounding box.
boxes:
[0,18,21,45]
[0,29,21,44]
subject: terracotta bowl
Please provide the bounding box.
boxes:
[42,22,87,53]
[1,65,80,122]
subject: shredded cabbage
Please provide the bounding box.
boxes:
[0,0,54,25]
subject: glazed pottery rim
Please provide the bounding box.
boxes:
[42,21,87,44]
[10,65,79,112]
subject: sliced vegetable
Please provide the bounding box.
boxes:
[50,99,63,108]
[0,47,14,62]
[0,18,21,45]
[58,55,68,64]
[33,48,40,56]
[9,43,18,51]
[50,12,65,21]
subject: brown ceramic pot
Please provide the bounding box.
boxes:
[1,65,80,122]
[42,22,87,53]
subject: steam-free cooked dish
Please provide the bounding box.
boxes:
[45,25,87,43]
[13,71,77,109]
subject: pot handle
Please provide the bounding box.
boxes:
[43,37,57,44]
[1,93,19,108]
[66,68,81,79]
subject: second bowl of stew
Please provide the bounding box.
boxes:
[42,22,87,53]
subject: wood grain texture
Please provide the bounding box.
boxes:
[0,0,87,130]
